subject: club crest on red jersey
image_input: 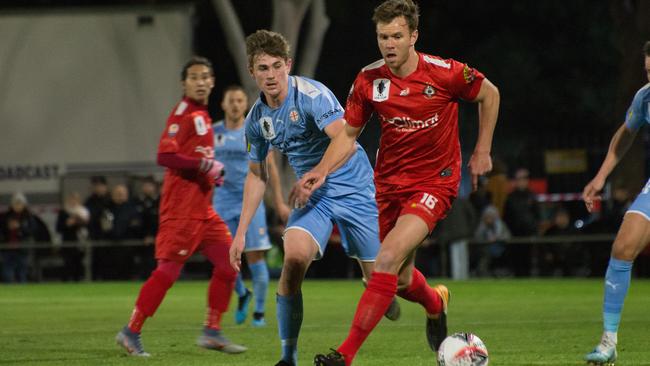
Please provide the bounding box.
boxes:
[373,78,390,102]
[423,84,436,99]
[193,116,208,136]
[463,64,477,84]
[259,116,276,140]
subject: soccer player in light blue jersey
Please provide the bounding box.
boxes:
[228,30,398,366]
[213,85,290,327]
[583,41,650,366]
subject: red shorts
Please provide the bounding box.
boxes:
[155,216,232,263]
[376,185,456,241]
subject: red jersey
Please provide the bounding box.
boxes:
[158,97,216,221]
[345,52,484,193]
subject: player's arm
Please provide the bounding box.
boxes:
[289,119,360,208]
[266,151,291,223]
[230,160,269,271]
[468,78,500,191]
[583,122,638,212]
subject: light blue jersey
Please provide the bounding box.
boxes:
[245,75,379,260]
[246,76,374,198]
[625,84,650,219]
[624,83,650,131]
[213,120,271,251]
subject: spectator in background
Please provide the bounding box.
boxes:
[133,176,159,279]
[84,176,111,241]
[431,198,477,279]
[542,206,586,276]
[469,175,492,216]
[503,168,539,276]
[56,192,89,281]
[0,193,51,283]
[94,184,141,280]
[473,205,511,276]
[485,158,509,217]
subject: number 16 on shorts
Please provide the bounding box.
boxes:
[420,192,438,210]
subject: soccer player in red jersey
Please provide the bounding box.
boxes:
[299,1,500,364]
[115,57,246,357]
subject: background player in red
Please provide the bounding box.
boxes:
[115,57,246,356]
[298,1,501,364]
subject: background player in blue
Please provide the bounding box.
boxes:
[582,41,650,365]
[228,30,398,366]
[213,85,290,327]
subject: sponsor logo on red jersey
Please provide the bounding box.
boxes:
[382,113,440,132]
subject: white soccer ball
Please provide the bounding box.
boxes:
[437,332,489,366]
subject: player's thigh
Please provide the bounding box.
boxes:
[155,219,204,262]
[335,193,381,262]
[612,212,650,260]
[244,205,272,253]
[284,202,333,261]
[376,214,430,273]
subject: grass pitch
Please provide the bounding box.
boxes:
[1,279,649,365]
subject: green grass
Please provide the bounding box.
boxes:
[1,279,649,365]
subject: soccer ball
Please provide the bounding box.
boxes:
[437,332,488,366]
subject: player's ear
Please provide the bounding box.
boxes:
[286,58,293,73]
[410,29,418,47]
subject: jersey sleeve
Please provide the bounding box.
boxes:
[344,72,374,128]
[158,118,182,154]
[245,112,270,162]
[446,59,485,101]
[625,87,649,131]
[306,82,344,131]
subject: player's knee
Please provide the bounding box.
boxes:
[611,240,640,261]
[374,249,402,274]
[212,264,237,282]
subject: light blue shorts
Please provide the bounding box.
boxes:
[225,204,272,252]
[627,178,650,221]
[285,190,380,261]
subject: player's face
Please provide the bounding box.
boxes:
[221,89,248,122]
[376,16,418,70]
[249,53,292,105]
[645,56,650,82]
[182,64,214,105]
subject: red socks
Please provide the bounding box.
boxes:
[338,272,398,365]
[397,268,442,315]
[205,264,236,330]
[129,261,182,333]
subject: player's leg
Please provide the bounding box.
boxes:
[277,204,332,366]
[244,205,273,327]
[198,217,247,354]
[224,217,253,325]
[585,212,650,365]
[116,219,193,356]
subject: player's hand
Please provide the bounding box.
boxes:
[467,151,492,191]
[200,158,225,185]
[229,233,246,272]
[583,175,605,213]
[289,171,325,209]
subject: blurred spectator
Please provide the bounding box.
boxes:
[56,192,89,281]
[473,205,511,277]
[542,206,588,276]
[485,159,509,217]
[0,193,51,283]
[84,176,111,240]
[94,184,141,280]
[431,198,477,279]
[503,168,539,276]
[133,176,159,278]
[469,176,492,215]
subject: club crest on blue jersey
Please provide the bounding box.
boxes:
[373,78,390,102]
[214,133,225,147]
[289,108,300,123]
[259,116,276,140]
[168,123,179,137]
